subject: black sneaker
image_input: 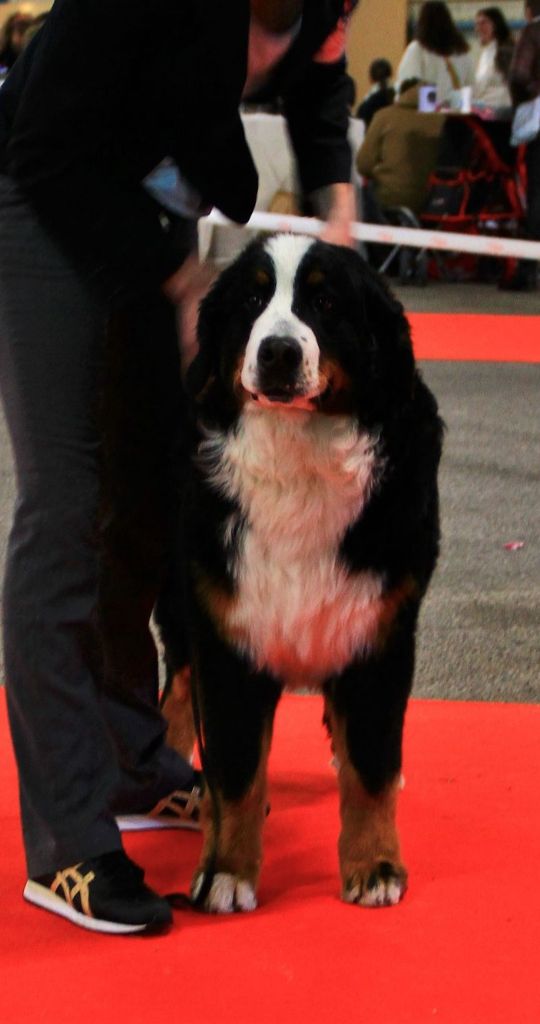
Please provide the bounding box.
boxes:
[148,781,203,827]
[23,850,173,935]
[116,773,204,833]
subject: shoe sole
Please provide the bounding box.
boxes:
[23,880,169,935]
[115,814,201,833]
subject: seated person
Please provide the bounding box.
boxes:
[356,78,445,217]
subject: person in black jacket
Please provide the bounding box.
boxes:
[355,58,395,126]
[0,0,358,935]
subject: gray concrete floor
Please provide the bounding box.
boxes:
[1,281,539,701]
[393,279,540,315]
[416,360,540,702]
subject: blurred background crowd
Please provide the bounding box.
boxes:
[1,1,528,104]
[1,0,539,290]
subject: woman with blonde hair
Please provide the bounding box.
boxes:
[396,1,474,104]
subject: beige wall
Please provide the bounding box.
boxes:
[347,0,408,102]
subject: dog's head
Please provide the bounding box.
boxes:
[189,235,415,427]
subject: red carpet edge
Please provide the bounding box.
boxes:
[409,312,540,363]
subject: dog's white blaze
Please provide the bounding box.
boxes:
[200,407,385,684]
[241,235,321,396]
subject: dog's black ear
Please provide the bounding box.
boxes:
[186,238,266,403]
[185,269,231,402]
[339,247,415,411]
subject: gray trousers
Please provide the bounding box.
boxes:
[0,175,195,877]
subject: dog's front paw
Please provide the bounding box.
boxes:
[192,871,258,914]
[343,861,407,908]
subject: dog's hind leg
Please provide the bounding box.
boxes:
[190,632,281,913]
[324,614,417,908]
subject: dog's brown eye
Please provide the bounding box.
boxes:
[245,293,265,313]
[314,293,334,314]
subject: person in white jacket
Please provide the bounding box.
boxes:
[396,1,474,104]
[473,7,513,107]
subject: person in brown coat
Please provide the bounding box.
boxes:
[356,79,445,216]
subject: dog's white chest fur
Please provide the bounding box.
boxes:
[200,408,384,683]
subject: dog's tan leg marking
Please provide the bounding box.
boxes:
[325,702,407,908]
[161,667,196,762]
[192,727,272,914]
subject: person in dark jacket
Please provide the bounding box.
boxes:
[504,0,540,289]
[0,0,358,935]
[355,58,395,126]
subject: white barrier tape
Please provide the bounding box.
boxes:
[202,209,540,262]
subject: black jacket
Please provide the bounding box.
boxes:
[509,18,540,106]
[0,0,356,298]
[356,86,395,127]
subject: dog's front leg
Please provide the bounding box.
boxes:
[325,617,416,908]
[190,633,281,913]
[194,738,271,913]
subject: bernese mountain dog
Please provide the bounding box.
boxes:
[159,234,443,913]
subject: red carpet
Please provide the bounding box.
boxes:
[1,692,539,1024]
[409,312,540,362]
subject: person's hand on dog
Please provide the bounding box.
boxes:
[162,252,216,306]
[163,253,217,373]
[316,182,357,248]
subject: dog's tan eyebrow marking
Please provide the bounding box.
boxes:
[306,269,325,286]
[254,268,271,286]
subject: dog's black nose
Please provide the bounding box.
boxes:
[257,335,302,373]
